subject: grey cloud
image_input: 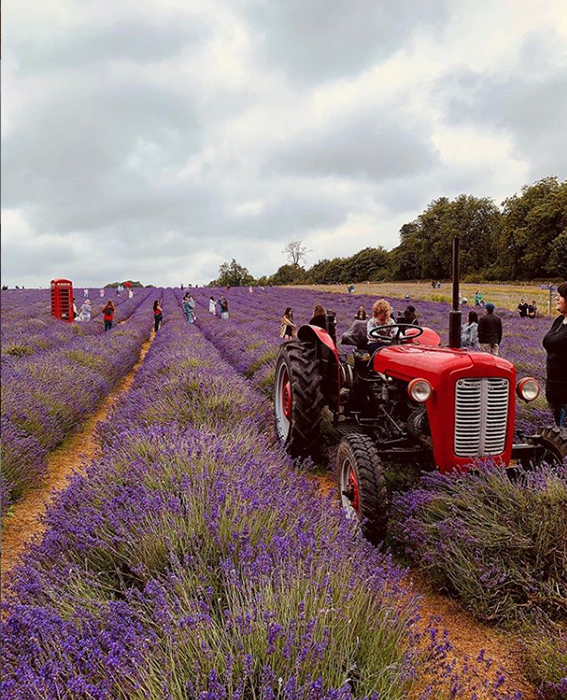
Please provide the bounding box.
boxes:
[268,114,439,181]
[244,0,448,83]
[436,33,567,181]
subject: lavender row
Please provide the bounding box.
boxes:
[1,293,157,512]
[1,288,154,357]
[186,286,553,432]
[2,296,514,700]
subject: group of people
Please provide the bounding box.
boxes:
[517,298,538,318]
[461,304,503,354]
[209,295,229,319]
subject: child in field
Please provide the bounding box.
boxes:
[79,299,92,322]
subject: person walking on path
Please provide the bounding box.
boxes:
[182,293,196,323]
[209,296,216,314]
[153,300,163,332]
[280,308,297,340]
[78,299,92,322]
[461,310,480,350]
[542,282,567,427]
[478,303,502,356]
[102,300,115,331]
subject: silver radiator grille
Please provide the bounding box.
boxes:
[454,378,509,457]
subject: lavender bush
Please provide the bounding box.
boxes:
[390,463,567,626]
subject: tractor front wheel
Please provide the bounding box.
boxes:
[274,340,325,458]
[337,434,388,545]
[528,425,567,468]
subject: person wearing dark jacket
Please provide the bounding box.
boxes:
[478,303,502,356]
[309,304,328,331]
[542,281,567,427]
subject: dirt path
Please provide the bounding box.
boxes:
[311,472,536,699]
[1,333,154,593]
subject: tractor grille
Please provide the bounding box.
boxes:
[454,378,509,457]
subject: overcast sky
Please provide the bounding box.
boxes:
[2,0,567,287]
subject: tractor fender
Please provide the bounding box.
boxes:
[297,324,341,412]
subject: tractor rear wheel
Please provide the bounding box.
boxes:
[527,425,567,468]
[337,434,389,545]
[274,340,325,458]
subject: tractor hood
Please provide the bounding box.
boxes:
[373,345,514,384]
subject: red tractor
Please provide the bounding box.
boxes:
[274,245,567,544]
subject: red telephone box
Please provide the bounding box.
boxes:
[51,279,74,322]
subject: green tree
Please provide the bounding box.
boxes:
[500,177,567,279]
[214,259,254,287]
[270,265,307,285]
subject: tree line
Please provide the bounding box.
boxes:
[211,176,567,287]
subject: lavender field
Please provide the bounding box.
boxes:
[2,285,565,699]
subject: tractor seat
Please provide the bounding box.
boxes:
[340,320,369,350]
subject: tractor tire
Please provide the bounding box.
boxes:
[336,434,389,545]
[274,340,325,458]
[527,425,567,468]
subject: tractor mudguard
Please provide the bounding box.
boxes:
[297,324,341,412]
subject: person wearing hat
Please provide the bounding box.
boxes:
[478,303,502,356]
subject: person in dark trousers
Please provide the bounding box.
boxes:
[527,300,538,318]
[102,300,115,331]
[517,298,529,317]
[153,300,163,332]
[478,303,502,356]
[542,281,567,427]
[309,304,328,331]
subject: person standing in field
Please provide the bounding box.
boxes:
[182,293,195,323]
[219,296,229,319]
[153,300,163,332]
[102,300,115,331]
[354,305,368,320]
[403,305,419,325]
[79,299,92,322]
[517,298,529,317]
[542,282,567,427]
[280,308,297,340]
[528,300,538,318]
[209,296,216,314]
[461,310,480,350]
[478,303,502,356]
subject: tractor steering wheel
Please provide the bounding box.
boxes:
[367,323,425,345]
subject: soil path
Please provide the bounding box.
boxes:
[312,472,536,699]
[1,333,154,593]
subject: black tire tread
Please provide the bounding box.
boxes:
[538,425,567,463]
[337,433,389,545]
[275,340,326,457]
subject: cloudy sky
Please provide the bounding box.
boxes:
[2,0,567,287]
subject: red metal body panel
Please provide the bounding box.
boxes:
[373,346,517,473]
[51,278,74,323]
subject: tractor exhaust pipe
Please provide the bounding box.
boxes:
[449,236,461,349]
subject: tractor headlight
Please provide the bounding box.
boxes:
[516,377,540,403]
[408,378,433,403]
